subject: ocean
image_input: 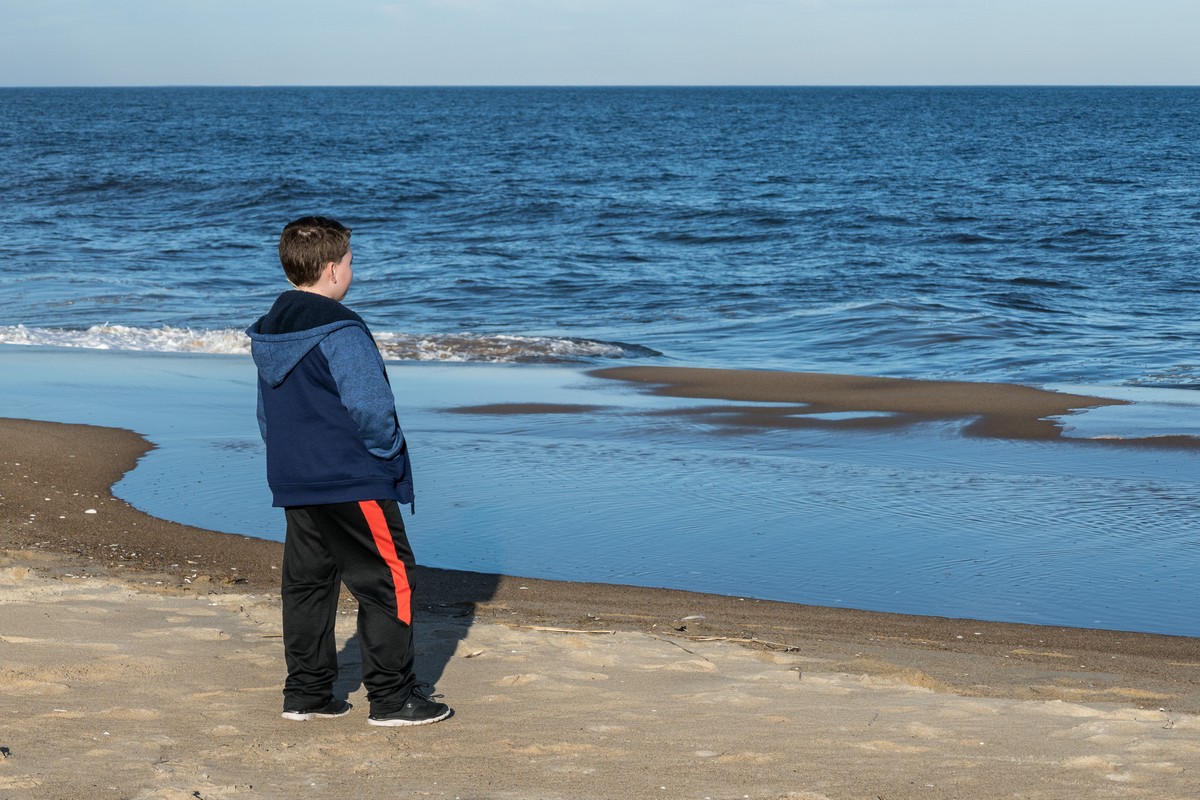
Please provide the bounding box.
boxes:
[5,86,1200,383]
[2,87,1199,635]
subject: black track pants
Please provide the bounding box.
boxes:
[281,499,417,716]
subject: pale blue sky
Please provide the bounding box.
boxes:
[2,0,1197,86]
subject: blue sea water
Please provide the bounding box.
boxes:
[3,86,1200,384]
[2,87,1199,635]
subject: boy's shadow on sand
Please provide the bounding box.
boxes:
[332,567,500,700]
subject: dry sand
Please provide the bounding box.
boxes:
[2,416,1199,799]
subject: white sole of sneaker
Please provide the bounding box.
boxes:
[281,705,353,721]
[367,708,452,727]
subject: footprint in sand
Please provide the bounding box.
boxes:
[1134,761,1185,775]
[208,725,243,736]
[713,751,774,764]
[678,688,770,706]
[558,669,610,682]
[639,659,716,673]
[854,740,932,755]
[514,743,601,756]
[498,673,540,687]
[98,707,160,721]
[1,676,70,696]
[164,614,217,623]
[132,627,231,641]
[0,776,44,792]
[904,721,951,739]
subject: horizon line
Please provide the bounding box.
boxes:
[4,83,1200,90]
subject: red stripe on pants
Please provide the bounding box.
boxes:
[358,500,412,625]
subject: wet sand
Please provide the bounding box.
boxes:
[2,416,1199,799]
[593,366,1154,443]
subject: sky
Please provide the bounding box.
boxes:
[2,0,1198,86]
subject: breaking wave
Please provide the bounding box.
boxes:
[0,324,660,364]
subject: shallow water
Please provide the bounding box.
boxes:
[4,345,1197,637]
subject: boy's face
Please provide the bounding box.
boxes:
[330,248,353,301]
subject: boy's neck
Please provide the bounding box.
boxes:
[293,269,349,301]
[294,284,343,302]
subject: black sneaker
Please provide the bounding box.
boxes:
[281,698,353,721]
[368,688,452,727]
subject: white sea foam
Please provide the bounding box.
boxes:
[0,324,654,363]
[372,331,645,362]
[0,324,252,354]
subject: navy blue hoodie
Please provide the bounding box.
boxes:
[246,291,413,508]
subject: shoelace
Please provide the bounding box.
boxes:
[411,682,444,702]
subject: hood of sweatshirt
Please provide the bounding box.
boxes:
[246,291,368,388]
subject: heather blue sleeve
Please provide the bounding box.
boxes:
[256,384,267,442]
[320,325,406,460]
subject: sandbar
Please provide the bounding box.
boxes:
[592,365,1200,447]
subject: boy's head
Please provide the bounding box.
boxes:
[279,216,352,287]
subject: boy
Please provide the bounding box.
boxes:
[246,216,451,727]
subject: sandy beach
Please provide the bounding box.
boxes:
[2,415,1199,799]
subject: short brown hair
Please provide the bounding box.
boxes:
[278,216,351,286]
